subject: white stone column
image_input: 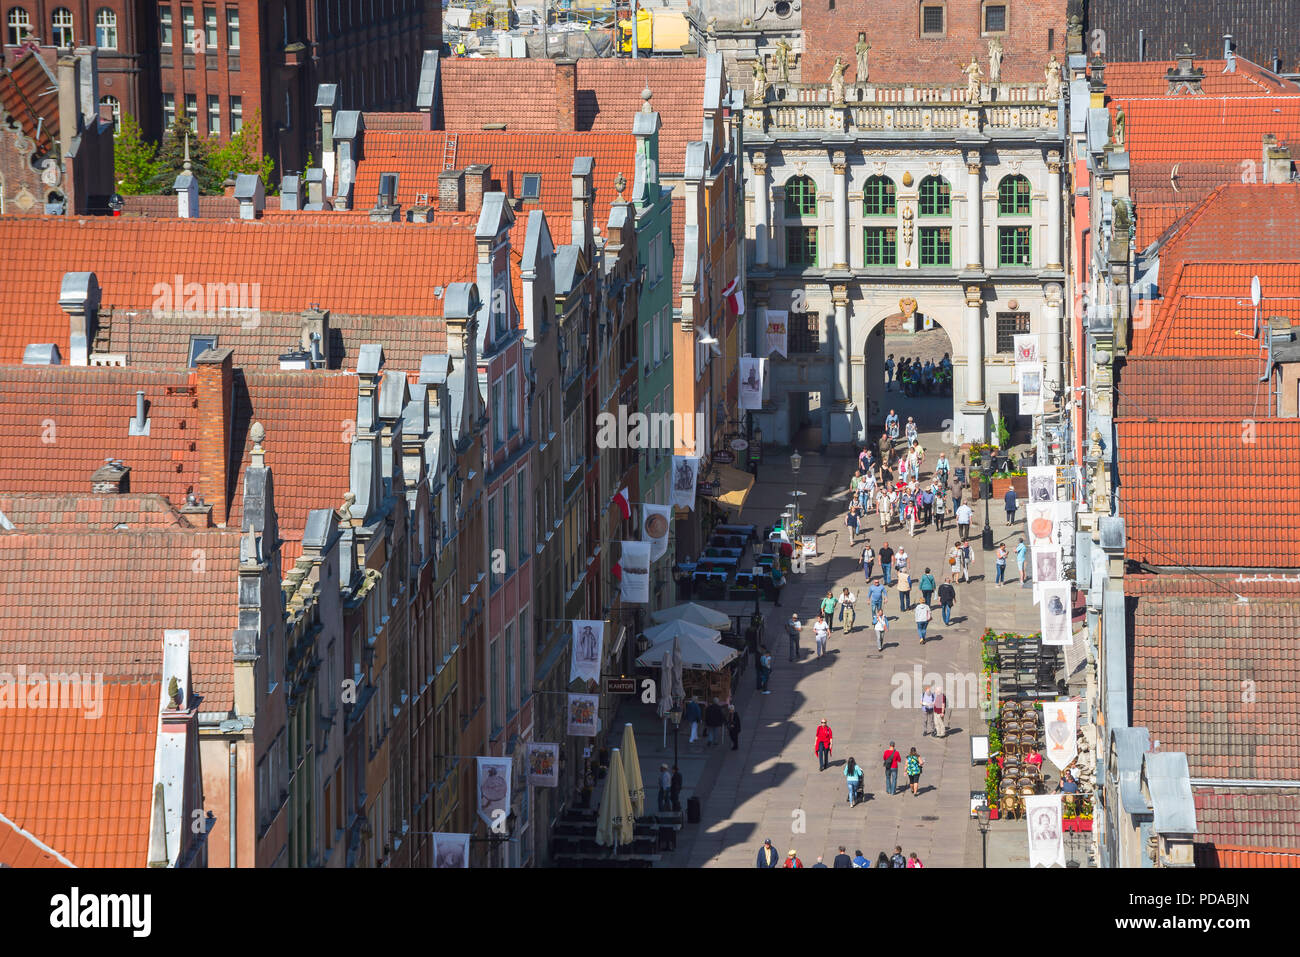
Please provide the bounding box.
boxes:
[753,154,770,267]
[832,151,849,270]
[965,283,985,405]
[1047,151,1063,270]
[832,284,851,403]
[966,152,983,270]
[1043,282,1063,393]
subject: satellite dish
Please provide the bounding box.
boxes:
[1251,275,1262,337]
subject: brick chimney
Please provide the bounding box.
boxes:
[439,168,465,211]
[555,59,578,132]
[194,347,235,526]
[91,460,129,494]
[464,163,490,214]
[1264,134,1294,183]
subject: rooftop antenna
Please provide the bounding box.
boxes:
[1251,274,1261,337]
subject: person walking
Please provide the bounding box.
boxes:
[905,747,925,797]
[834,845,854,868]
[861,543,875,582]
[837,587,857,633]
[891,846,908,867]
[704,698,726,747]
[995,542,1008,586]
[670,765,683,811]
[770,562,786,607]
[873,606,888,651]
[812,855,828,868]
[1016,537,1028,584]
[658,764,673,811]
[815,719,833,771]
[932,685,948,739]
[875,851,892,868]
[844,758,864,806]
[853,849,871,868]
[933,485,947,532]
[919,568,936,606]
[897,568,912,612]
[905,416,918,447]
[885,354,895,390]
[895,546,909,577]
[879,541,894,586]
[882,741,902,795]
[960,538,973,583]
[847,501,862,542]
[684,696,703,746]
[786,612,802,661]
[813,613,831,658]
[920,683,936,736]
[820,590,838,621]
[868,579,887,621]
[885,409,900,444]
[915,600,932,644]
[756,838,779,868]
[907,852,925,868]
[727,704,742,750]
[758,646,773,694]
[1004,485,1018,525]
[784,850,804,868]
[956,500,973,540]
[937,575,956,626]
[905,495,917,537]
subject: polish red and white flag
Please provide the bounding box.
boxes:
[614,487,632,520]
[723,277,744,315]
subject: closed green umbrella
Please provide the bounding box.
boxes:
[621,723,645,817]
[595,747,635,851]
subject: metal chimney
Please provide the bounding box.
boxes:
[129,390,150,435]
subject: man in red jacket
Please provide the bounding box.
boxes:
[783,849,803,868]
[883,740,902,795]
[815,719,834,771]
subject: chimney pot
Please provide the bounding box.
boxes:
[91,462,130,494]
[555,59,577,133]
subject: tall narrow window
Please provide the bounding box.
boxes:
[921,3,944,35]
[919,227,953,267]
[505,622,516,713]
[517,613,529,701]
[493,383,504,445]
[7,8,31,46]
[95,8,117,48]
[203,5,217,47]
[100,95,121,133]
[517,470,528,561]
[207,94,220,135]
[918,175,952,216]
[182,5,195,45]
[784,175,817,217]
[507,370,518,433]
[225,6,239,47]
[162,93,176,128]
[490,638,501,731]
[229,95,242,131]
[862,175,896,216]
[52,8,74,47]
[983,3,1006,33]
[786,226,818,267]
[503,483,512,574]
[998,175,1032,215]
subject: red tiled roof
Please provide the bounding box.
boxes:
[0,679,159,868]
[1130,160,1244,248]
[0,365,200,504]
[121,195,284,218]
[1109,96,1300,164]
[0,493,188,530]
[1115,357,1267,417]
[362,111,430,131]
[439,58,707,174]
[231,372,357,565]
[1105,60,1300,98]
[1115,418,1300,567]
[1158,185,1300,264]
[1198,843,1300,867]
[0,216,478,365]
[1129,582,1300,779]
[353,130,637,246]
[1192,789,1300,852]
[0,812,74,868]
[0,48,59,153]
[0,530,241,713]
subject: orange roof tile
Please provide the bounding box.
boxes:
[1105,60,1300,98]
[1115,357,1267,416]
[1193,789,1300,854]
[0,48,59,153]
[0,812,75,867]
[353,130,637,246]
[1115,418,1300,567]
[1199,844,1300,867]
[0,530,241,712]
[1109,96,1300,164]
[0,215,477,365]
[0,679,159,868]
[0,493,189,530]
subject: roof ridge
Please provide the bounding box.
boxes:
[0,809,77,868]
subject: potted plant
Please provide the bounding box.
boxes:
[990,468,1028,500]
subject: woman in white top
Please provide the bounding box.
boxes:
[873,607,888,651]
[895,547,909,574]
[877,490,891,532]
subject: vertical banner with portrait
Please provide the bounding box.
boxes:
[1039,582,1073,646]
[1043,701,1079,770]
[642,504,672,561]
[1013,333,1041,367]
[1024,795,1066,868]
[671,456,699,509]
[1032,545,1062,584]
[526,743,559,787]
[570,619,605,684]
[765,310,789,357]
[567,693,600,737]
[475,756,513,828]
[1027,465,1057,504]
[620,541,651,603]
[739,357,765,410]
[1018,362,1044,415]
[1025,501,1057,546]
[432,832,471,868]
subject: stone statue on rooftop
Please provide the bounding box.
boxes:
[1045,55,1063,100]
[855,33,871,82]
[1114,106,1126,147]
[774,39,792,83]
[988,37,1003,83]
[830,56,846,104]
[963,56,984,104]
[752,58,769,103]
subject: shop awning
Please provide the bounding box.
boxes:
[713,465,755,513]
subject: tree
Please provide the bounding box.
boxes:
[209,109,276,191]
[113,113,162,195]
[147,113,223,195]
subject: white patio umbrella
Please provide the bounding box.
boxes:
[650,602,732,631]
[595,747,635,851]
[637,631,739,672]
[642,619,722,646]
[621,722,645,818]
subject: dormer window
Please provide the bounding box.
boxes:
[189,335,218,367]
[521,174,541,200]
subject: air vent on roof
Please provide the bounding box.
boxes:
[129,391,151,436]
[22,343,61,365]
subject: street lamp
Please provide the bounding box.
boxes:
[669,702,683,770]
[980,451,995,551]
[976,803,991,868]
[790,451,802,530]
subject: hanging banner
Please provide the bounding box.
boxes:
[620,540,651,603]
[475,756,513,827]
[526,743,560,788]
[642,504,672,561]
[1032,545,1062,584]
[1024,795,1066,868]
[567,693,600,737]
[1053,500,1075,544]
[671,456,699,509]
[570,620,605,684]
[1027,465,1057,504]
[432,832,471,868]
[765,310,788,358]
[1044,701,1079,770]
[1040,582,1073,646]
[1026,501,1057,546]
[739,357,765,410]
[1013,334,1041,366]
[1018,362,1043,415]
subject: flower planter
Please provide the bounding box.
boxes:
[1062,818,1092,832]
[991,475,1028,500]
